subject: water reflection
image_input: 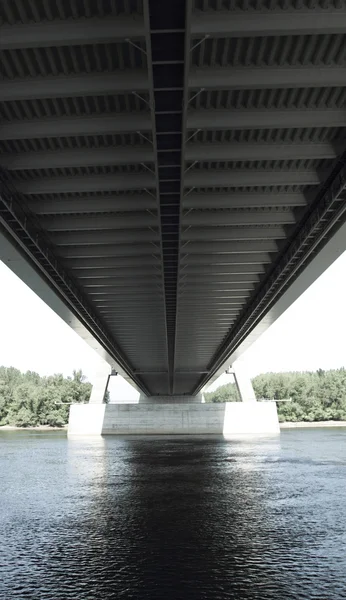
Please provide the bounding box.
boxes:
[1,431,346,599]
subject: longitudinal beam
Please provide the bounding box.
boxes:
[0,16,145,49]
[183,192,307,209]
[187,109,346,131]
[0,114,152,140]
[191,9,346,37]
[189,66,346,91]
[1,146,154,171]
[0,71,149,102]
[15,173,156,195]
[185,142,338,163]
[28,195,157,215]
[185,169,321,188]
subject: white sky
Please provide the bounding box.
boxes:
[1,250,346,399]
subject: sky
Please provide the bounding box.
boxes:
[0,250,346,399]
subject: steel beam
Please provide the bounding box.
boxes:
[27,194,157,215]
[1,146,154,171]
[41,213,157,231]
[181,252,274,264]
[65,256,160,269]
[181,273,259,289]
[180,291,247,298]
[93,295,163,301]
[185,142,338,163]
[191,9,346,37]
[181,241,278,254]
[76,268,160,279]
[183,192,307,209]
[15,173,156,195]
[87,286,162,293]
[184,211,295,227]
[50,230,159,246]
[176,320,235,325]
[180,265,261,283]
[0,16,145,49]
[178,300,243,306]
[181,253,272,275]
[177,308,240,314]
[55,244,160,258]
[181,227,286,242]
[189,66,346,91]
[181,281,254,290]
[83,277,159,287]
[0,114,152,140]
[0,71,149,102]
[182,273,260,283]
[185,169,321,188]
[187,109,346,131]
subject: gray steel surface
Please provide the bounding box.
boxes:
[1,0,346,395]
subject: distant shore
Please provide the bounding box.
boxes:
[280,421,346,428]
[2,422,346,432]
[0,425,67,431]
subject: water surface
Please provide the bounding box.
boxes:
[1,429,346,599]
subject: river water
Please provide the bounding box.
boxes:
[1,429,346,599]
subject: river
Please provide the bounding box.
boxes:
[1,429,346,599]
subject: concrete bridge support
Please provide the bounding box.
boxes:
[89,362,112,404]
[69,360,278,436]
[68,401,279,436]
[231,362,257,403]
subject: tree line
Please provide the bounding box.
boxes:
[1,365,346,427]
[0,366,92,427]
[204,368,346,422]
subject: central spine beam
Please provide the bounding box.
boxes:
[146,1,186,394]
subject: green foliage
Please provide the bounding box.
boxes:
[0,366,92,427]
[205,368,346,422]
[204,382,239,403]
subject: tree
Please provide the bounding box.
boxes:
[205,368,346,422]
[0,367,92,427]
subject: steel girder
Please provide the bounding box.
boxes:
[0,71,149,102]
[0,16,146,49]
[1,1,346,396]
[191,8,346,37]
[0,114,152,139]
[27,195,157,215]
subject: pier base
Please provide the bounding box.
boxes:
[68,402,279,436]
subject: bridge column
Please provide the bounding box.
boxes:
[232,362,257,402]
[89,362,112,404]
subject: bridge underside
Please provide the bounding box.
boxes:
[1,1,346,397]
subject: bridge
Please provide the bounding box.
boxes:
[1,1,346,435]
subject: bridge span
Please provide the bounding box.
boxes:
[1,1,346,434]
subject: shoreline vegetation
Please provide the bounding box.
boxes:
[0,367,91,428]
[1,366,346,429]
[1,422,346,432]
[205,368,346,424]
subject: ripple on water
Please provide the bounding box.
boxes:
[0,430,346,599]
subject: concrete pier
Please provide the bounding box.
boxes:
[68,402,279,436]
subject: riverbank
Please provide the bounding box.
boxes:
[280,421,346,428]
[0,425,67,431]
[2,422,346,431]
